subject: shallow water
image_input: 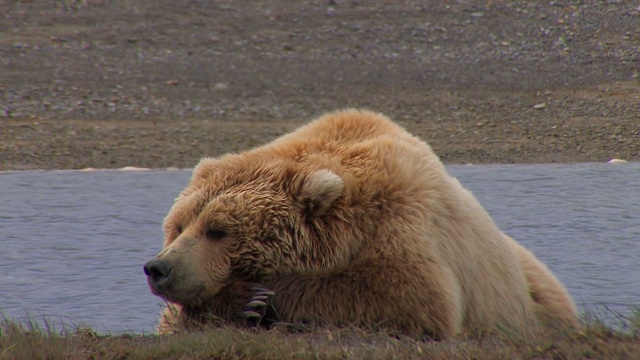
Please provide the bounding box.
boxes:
[0,163,638,334]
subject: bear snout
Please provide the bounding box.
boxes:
[144,258,172,294]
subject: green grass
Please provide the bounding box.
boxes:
[1,311,638,360]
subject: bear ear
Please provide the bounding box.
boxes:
[299,169,344,216]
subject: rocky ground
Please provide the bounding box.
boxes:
[1,0,639,170]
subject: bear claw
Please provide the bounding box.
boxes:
[242,285,277,328]
[243,311,263,320]
[246,300,267,308]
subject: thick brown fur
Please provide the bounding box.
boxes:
[146,109,578,339]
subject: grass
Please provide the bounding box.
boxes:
[1,311,638,360]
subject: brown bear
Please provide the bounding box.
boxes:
[144,109,578,339]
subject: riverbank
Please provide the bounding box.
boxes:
[2,317,640,360]
[1,1,639,170]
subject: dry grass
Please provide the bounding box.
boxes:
[1,310,639,360]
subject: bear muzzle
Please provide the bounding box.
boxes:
[143,258,173,296]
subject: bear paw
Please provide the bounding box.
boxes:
[242,284,277,328]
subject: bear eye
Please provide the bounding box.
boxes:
[206,229,227,240]
[176,225,183,234]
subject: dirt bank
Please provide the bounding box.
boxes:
[1,0,639,170]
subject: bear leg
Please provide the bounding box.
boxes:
[266,257,462,339]
[507,236,580,328]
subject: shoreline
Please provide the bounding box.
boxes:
[2,114,638,171]
[1,159,633,173]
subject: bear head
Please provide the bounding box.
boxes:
[143,155,345,308]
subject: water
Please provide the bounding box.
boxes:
[0,163,638,334]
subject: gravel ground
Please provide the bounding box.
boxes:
[1,0,639,170]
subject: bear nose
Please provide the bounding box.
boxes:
[144,259,172,287]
